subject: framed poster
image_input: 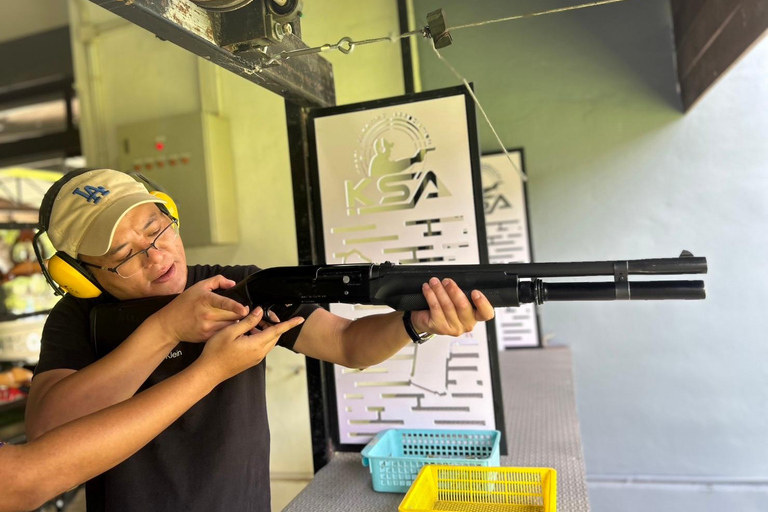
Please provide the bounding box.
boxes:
[481,150,541,348]
[306,86,506,452]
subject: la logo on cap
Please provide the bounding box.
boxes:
[72,185,111,204]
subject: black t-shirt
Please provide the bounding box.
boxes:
[34,264,319,512]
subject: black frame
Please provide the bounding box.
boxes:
[296,85,508,464]
[482,148,543,349]
[397,0,416,95]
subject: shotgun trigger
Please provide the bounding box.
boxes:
[261,304,277,325]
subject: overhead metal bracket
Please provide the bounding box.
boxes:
[90,0,335,108]
[426,9,452,49]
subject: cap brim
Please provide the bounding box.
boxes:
[77,193,167,257]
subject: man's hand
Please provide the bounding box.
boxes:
[196,307,305,383]
[409,278,495,337]
[152,275,250,343]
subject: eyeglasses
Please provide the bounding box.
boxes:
[82,219,179,279]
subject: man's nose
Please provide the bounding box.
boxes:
[146,244,166,264]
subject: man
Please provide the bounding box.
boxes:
[26,169,494,511]
[2,307,303,512]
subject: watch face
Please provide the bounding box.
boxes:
[415,332,435,344]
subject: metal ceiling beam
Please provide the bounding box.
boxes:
[89,0,335,108]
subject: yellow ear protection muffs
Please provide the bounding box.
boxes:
[33,169,180,299]
[34,168,102,298]
[130,173,180,227]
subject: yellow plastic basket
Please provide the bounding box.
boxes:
[399,465,557,512]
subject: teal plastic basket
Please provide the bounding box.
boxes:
[361,429,501,493]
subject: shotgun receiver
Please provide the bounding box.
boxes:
[90,252,707,350]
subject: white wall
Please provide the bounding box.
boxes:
[413,0,768,510]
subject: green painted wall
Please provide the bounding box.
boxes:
[413,1,768,510]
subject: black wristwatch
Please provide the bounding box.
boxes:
[402,311,435,344]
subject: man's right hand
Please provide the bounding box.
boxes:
[152,275,250,343]
[196,307,304,383]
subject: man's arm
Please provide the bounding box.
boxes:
[293,277,494,368]
[26,276,250,440]
[3,309,303,512]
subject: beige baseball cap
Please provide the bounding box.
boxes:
[47,169,167,258]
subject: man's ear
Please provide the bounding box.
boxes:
[76,254,106,288]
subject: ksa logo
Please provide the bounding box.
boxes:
[346,112,450,216]
[482,163,512,215]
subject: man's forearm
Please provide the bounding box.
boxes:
[296,279,490,370]
[26,315,178,440]
[3,362,217,512]
[339,312,413,368]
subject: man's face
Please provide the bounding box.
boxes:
[80,203,187,300]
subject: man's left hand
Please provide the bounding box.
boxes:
[409,278,495,337]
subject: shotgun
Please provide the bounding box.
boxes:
[90,252,707,349]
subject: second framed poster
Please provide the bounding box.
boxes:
[481,150,540,349]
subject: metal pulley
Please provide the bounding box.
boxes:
[190,0,304,50]
[188,0,254,12]
[190,0,301,17]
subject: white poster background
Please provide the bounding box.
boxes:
[313,94,497,445]
[481,152,540,348]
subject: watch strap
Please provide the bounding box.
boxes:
[402,310,435,344]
